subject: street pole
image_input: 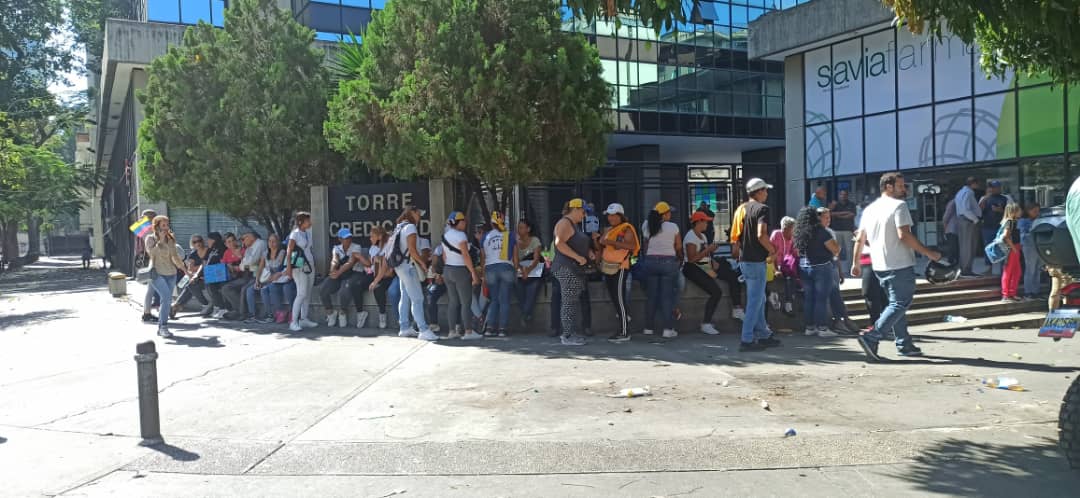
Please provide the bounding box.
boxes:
[134,341,162,446]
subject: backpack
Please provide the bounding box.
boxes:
[387,223,409,268]
[984,223,1010,264]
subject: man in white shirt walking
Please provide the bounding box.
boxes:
[852,173,941,361]
[953,177,981,276]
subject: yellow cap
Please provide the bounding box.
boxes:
[490,211,505,229]
[567,198,585,209]
[654,201,671,215]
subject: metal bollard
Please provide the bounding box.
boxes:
[134,341,163,446]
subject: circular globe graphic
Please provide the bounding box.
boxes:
[920,107,1000,166]
[805,111,836,178]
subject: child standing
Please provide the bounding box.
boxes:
[999,203,1023,301]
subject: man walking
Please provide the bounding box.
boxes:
[830,189,856,275]
[953,177,981,276]
[852,173,941,361]
[733,178,781,352]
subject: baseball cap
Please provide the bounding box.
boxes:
[490,211,506,228]
[989,180,1002,187]
[746,178,773,193]
[337,227,352,239]
[604,203,625,215]
[654,201,671,215]
[567,198,585,209]
[690,211,713,223]
[447,211,465,225]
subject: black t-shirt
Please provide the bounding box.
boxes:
[739,200,771,262]
[1004,219,1020,244]
[831,200,856,231]
[185,250,203,266]
[804,226,834,265]
[982,194,1007,228]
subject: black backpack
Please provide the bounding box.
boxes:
[387,224,409,268]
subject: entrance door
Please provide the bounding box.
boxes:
[688,166,735,242]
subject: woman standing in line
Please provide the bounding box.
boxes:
[793,207,841,338]
[441,211,482,340]
[552,198,592,346]
[1018,202,1042,300]
[598,203,639,343]
[1000,202,1024,301]
[382,206,437,341]
[145,216,191,338]
[481,211,516,337]
[285,212,319,332]
[641,201,683,339]
[682,210,723,336]
[514,219,544,326]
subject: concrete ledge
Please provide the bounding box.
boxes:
[749,0,894,59]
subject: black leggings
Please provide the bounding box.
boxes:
[348,272,374,309]
[714,260,743,307]
[175,279,209,308]
[372,277,393,314]
[603,269,630,337]
[683,263,723,323]
[861,263,886,324]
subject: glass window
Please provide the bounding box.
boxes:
[765,96,783,118]
[933,34,972,102]
[1018,85,1065,156]
[211,0,224,26]
[898,106,933,168]
[148,0,180,22]
[804,46,831,124]
[865,113,897,172]
[600,59,619,86]
[934,100,973,165]
[371,0,386,8]
[1069,85,1080,152]
[806,123,834,179]
[862,30,895,115]
[342,0,367,6]
[834,118,863,175]
[731,5,748,27]
[896,28,932,108]
[748,8,765,23]
[180,0,211,24]
[831,38,862,119]
[974,92,1015,160]
[973,44,1013,95]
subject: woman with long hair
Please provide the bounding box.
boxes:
[1000,202,1024,301]
[367,226,397,329]
[683,210,723,336]
[514,218,544,325]
[382,206,437,341]
[441,211,482,339]
[552,198,592,346]
[599,203,639,342]
[641,202,683,339]
[285,212,319,331]
[480,211,516,337]
[144,215,191,337]
[252,232,296,324]
[793,207,840,338]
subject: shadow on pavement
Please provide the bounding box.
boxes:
[903,437,1080,496]
[165,335,223,348]
[0,436,6,444]
[0,309,75,330]
[0,265,107,296]
[148,443,200,462]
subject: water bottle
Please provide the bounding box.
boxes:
[943,315,968,323]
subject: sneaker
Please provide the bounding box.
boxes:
[701,323,720,335]
[739,341,766,352]
[299,319,319,329]
[430,324,441,333]
[897,345,924,357]
[398,328,419,338]
[856,335,881,362]
[446,328,463,339]
[484,329,497,337]
[662,329,678,338]
[274,310,288,324]
[337,312,347,328]
[837,318,861,335]
[418,330,439,341]
[212,309,228,319]
[223,311,245,321]
[157,327,173,338]
[732,307,745,320]
[497,329,507,338]
[462,331,484,340]
[289,321,303,332]
[377,313,388,329]
[243,317,259,324]
[356,311,369,329]
[327,311,339,327]
[816,326,840,338]
[200,304,214,317]
[643,329,655,335]
[783,302,793,314]
[758,336,783,348]
[804,327,818,336]
[768,292,781,311]
[142,313,156,323]
[256,316,274,324]
[608,333,631,343]
[560,335,586,346]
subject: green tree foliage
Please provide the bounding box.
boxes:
[69,0,138,76]
[565,0,689,31]
[324,0,613,209]
[885,0,1080,84]
[138,0,342,235]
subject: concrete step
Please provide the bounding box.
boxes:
[908,311,1047,333]
[843,287,1004,314]
[839,275,999,299]
[850,298,1046,326]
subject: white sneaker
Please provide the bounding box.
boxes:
[462,331,483,340]
[212,309,228,319]
[289,321,303,332]
[768,292,781,311]
[327,311,338,327]
[378,313,388,329]
[299,319,319,329]
[783,302,793,314]
[430,324,441,333]
[732,307,745,320]
[356,311,369,329]
[816,326,840,338]
[804,327,818,336]
[447,329,463,339]
[157,327,173,338]
[398,328,418,338]
[643,329,654,335]
[418,329,439,341]
[700,323,720,335]
[199,304,214,316]
[338,312,347,328]
[662,329,678,338]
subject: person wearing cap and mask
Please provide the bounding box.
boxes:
[640,201,683,339]
[734,178,783,352]
[319,227,366,328]
[598,203,639,342]
[980,180,1009,273]
[683,210,723,336]
[481,211,517,337]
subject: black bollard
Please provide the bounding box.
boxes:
[134,341,163,446]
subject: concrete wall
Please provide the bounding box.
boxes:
[783,53,806,217]
[749,0,894,59]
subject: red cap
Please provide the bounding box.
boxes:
[691,211,713,223]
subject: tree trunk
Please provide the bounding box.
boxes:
[27,215,41,257]
[1,220,19,267]
[472,178,491,223]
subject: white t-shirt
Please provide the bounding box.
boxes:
[366,244,381,274]
[482,230,511,266]
[683,230,709,263]
[442,228,469,267]
[859,196,916,272]
[289,228,314,264]
[644,221,679,257]
[332,243,365,272]
[382,222,418,268]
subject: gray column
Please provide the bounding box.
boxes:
[311,185,329,276]
[783,53,806,218]
[427,179,454,244]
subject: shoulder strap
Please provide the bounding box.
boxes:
[441,234,463,254]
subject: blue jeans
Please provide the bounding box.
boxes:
[258,281,297,315]
[516,276,543,320]
[1022,241,1041,296]
[426,281,446,326]
[865,266,916,350]
[739,261,772,343]
[388,276,401,314]
[150,272,177,329]
[799,262,833,328]
[484,263,515,330]
[643,256,679,331]
[395,265,429,332]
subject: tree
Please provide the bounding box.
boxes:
[138,0,342,236]
[885,0,1080,84]
[565,0,690,31]
[70,0,138,76]
[324,0,613,214]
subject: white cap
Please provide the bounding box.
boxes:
[746,177,773,193]
[604,203,625,215]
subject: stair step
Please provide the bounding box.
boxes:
[844,287,1004,313]
[839,275,999,299]
[908,311,1047,333]
[850,298,1046,326]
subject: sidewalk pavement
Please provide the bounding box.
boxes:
[2,258,1079,497]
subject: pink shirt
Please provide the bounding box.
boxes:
[770,229,795,261]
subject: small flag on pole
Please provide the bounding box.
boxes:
[129,216,152,238]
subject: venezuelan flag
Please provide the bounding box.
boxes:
[129,216,152,238]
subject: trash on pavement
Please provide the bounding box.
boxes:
[983,376,1026,391]
[608,386,651,398]
[784,428,797,437]
[760,400,771,410]
[1011,353,1023,360]
[721,380,730,387]
[943,315,968,323]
